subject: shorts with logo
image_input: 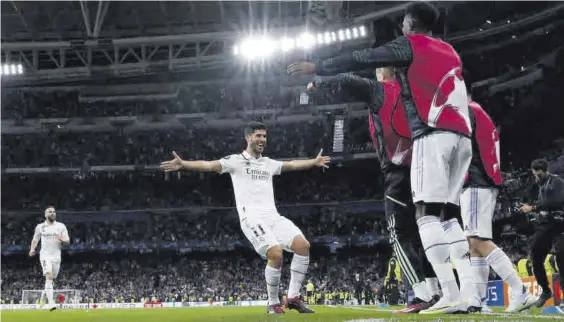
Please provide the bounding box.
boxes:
[460,187,498,239]
[240,214,304,259]
[411,131,472,205]
[39,257,61,278]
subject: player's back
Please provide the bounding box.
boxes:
[466,101,502,187]
[403,34,471,138]
[219,151,283,219]
[35,221,67,259]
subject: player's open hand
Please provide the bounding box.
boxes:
[314,149,331,169]
[519,204,534,213]
[29,249,35,257]
[287,62,316,75]
[160,151,183,172]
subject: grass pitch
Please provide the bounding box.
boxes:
[2,305,562,322]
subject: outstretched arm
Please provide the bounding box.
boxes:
[160,151,223,173]
[288,37,413,76]
[281,149,331,172]
[310,73,385,111]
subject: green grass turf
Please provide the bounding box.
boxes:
[1,305,562,322]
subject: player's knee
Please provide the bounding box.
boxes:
[291,236,310,255]
[45,272,53,280]
[267,246,283,262]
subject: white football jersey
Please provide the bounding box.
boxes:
[33,221,69,260]
[219,151,283,219]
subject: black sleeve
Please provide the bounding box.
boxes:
[314,37,413,75]
[536,176,564,211]
[312,73,385,109]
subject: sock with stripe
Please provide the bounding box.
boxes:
[265,265,281,305]
[417,216,460,302]
[471,257,490,305]
[442,218,474,303]
[486,247,524,297]
[288,254,309,298]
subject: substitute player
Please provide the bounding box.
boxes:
[160,121,329,314]
[308,68,439,313]
[462,94,536,313]
[29,206,70,311]
[288,2,474,313]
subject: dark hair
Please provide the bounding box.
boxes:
[405,2,439,32]
[531,159,549,172]
[244,121,267,136]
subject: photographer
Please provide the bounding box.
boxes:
[519,159,564,307]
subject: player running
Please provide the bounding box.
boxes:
[160,121,329,314]
[29,206,70,311]
[463,93,537,313]
[307,67,439,313]
[288,2,475,313]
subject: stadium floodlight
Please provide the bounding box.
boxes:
[239,37,277,59]
[338,29,345,41]
[233,46,239,56]
[296,33,315,49]
[359,25,366,37]
[331,32,337,42]
[0,63,24,75]
[280,37,295,52]
[352,27,359,38]
[345,29,352,40]
[324,32,331,44]
[317,33,324,45]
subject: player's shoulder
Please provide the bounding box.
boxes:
[55,221,67,228]
[222,154,243,161]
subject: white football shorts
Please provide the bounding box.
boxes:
[460,187,498,239]
[39,258,61,279]
[411,131,472,205]
[240,214,304,259]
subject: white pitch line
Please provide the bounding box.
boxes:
[328,305,564,320]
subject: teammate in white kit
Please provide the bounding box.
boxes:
[160,121,330,314]
[29,206,70,311]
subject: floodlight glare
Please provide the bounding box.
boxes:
[331,32,337,42]
[338,30,345,41]
[324,32,331,44]
[317,34,324,45]
[352,28,359,38]
[359,25,366,37]
[3,65,10,75]
[297,33,315,49]
[280,37,295,52]
[17,64,23,74]
[345,29,352,40]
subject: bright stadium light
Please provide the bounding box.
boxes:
[352,27,359,38]
[359,25,366,37]
[345,29,352,40]
[3,64,10,75]
[331,32,337,42]
[233,46,239,56]
[0,63,24,75]
[324,32,331,44]
[296,33,315,49]
[317,33,324,45]
[280,37,295,52]
[17,64,23,74]
[338,29,345,41]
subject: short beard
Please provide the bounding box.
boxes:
[47,217,55,222]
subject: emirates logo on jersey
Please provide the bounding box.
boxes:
[429,67,470,130]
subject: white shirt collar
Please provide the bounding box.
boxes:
[242,150,262,160]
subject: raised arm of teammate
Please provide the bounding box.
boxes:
[281,149,330,172]
[160,151,223,173]
[308,73,385,113]
[287,37,413,76]
[29,225,41,257]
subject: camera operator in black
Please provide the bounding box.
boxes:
[519,159,564,307]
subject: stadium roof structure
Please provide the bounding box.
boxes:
[0,1,560,86]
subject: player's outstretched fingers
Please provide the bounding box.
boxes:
[172,151,181,159]
[317,149,324,158]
